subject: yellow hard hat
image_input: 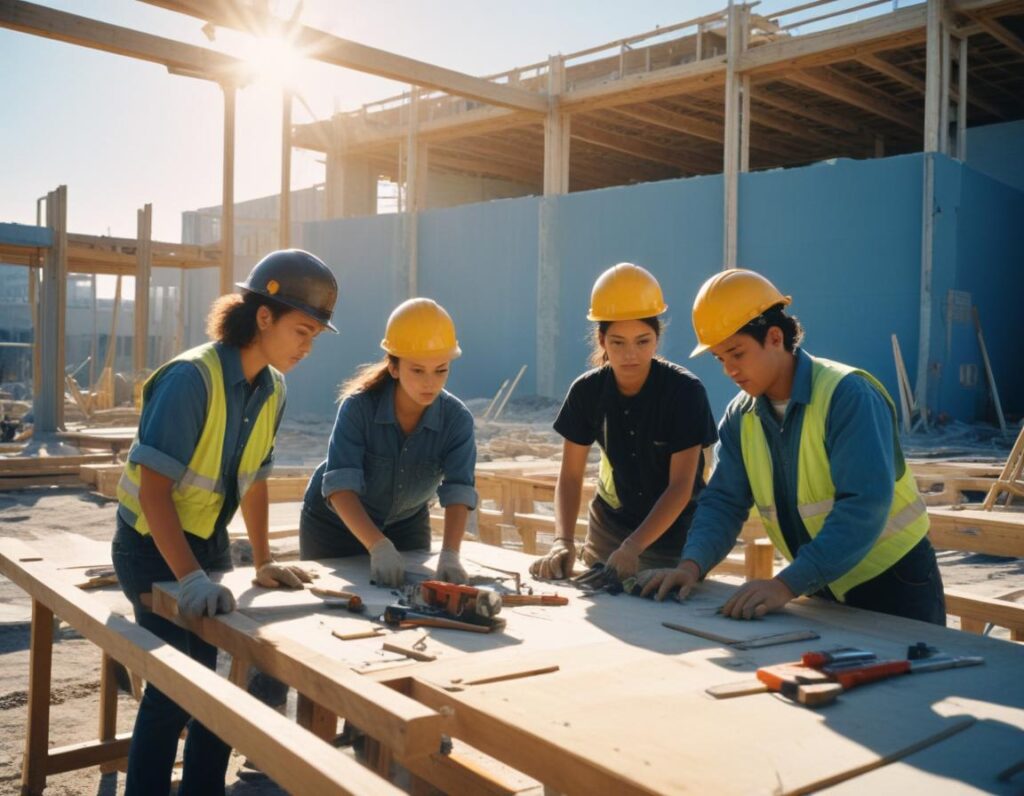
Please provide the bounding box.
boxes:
[690,268,792,357]
[381,298,462,359]
[587,263,668,321]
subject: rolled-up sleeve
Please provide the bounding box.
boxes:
[129,363,206,481]
[681,405,754,576]
[437,408,477,509]
[322,397,368,498]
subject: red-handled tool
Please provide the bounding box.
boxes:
[801,647,876,669]
[831,654,984,689]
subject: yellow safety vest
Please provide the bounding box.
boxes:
[739,356,929,600]
[117,343,284,539]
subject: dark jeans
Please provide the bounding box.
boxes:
[816,536,947,626]
[111,519,234,796]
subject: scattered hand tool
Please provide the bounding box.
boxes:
[825,654,984,690]
[800,647,876,668]
[382,603,499,633]
[309,586,365,613]
[501,593,568,607]
[755,663,844,706]
[464,560,527,594]
[571,563,638,595]
[419,580,502,620]
[662,621,819,650]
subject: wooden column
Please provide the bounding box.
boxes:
[957,36,968,161]
[404,87,426,297]
[134,203,152,376]
[940,24,952,155]
[723,3,743,268]
[221,83,236,296]
[22,600,54,795]
[538,55,569,398]
[37,185,67,433]
[915,0,943,424]
[280,88,293,249]
[740,8,752,174]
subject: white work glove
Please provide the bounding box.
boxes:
[178,569,236,618]
[435,549,468,584]
[529,538,576,580]
[369,538,406,587]
[605,539,641,579]
[253,560,317,589]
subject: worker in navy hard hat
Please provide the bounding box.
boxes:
[529,263,718,583]
[111,248,338,794]
[300,297,478,588]
[639,269,945,627]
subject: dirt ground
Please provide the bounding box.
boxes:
[1,408,1021,795]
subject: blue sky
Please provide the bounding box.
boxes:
[0,1,895,241]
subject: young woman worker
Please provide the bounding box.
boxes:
[299,297,477,586]
[641,269,944,625]
[530,263,718,581]
[112,249,339,795]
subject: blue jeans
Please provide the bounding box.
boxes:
[111,518,234,796]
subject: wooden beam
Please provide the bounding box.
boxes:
[543,56,570,196]
[571,121,707,173]
[561,56,728,113]
[133,203,152,375]
[0,539,403,796]
[0,0,242,81]
[751,86,872,136]
[140,0,547,113]
[970,13,1024,56]
[787,68,922,130]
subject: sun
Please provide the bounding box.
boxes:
[238,33,302,88]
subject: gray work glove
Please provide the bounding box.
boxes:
[369,538,406,587]
[435,549,468,584]
[178,569,235,618]
[529,538,576,580]
[253,560,317,589]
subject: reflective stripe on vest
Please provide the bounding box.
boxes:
[117,343,283,539]
[740,356,929,600]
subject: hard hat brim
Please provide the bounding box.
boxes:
[237,282,339,333]
[587,302,668,322]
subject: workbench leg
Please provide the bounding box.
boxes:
[959,617,986,634]
[22,600,54,796]
[98,652,120,774]
[363,736,393,779]
[296,694,337,742]
[227,655,248,688]
[745,538,774,581]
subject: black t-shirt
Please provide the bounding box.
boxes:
[554,358,718,554]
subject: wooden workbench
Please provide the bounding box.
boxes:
[149,542,1024,795]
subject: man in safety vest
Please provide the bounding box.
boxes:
[640,269,946,625]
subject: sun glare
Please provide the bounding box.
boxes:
[240,34,302,88]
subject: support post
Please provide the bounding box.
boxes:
[221,83,236,296]
[134,203,152,377]
[957,36,968,161]
[543,55,570,196]
[404,87,426,297]
[740,9,751,174]
[280,88,293,249]
[37,185,67,433]
[915,0,943,424]
[940,24,951,155]
[22,600,54,795]
[723,3,743,268]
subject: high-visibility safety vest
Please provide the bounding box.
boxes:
[118,343,284,539]
[739,356,929,600]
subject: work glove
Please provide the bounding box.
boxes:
[435,549,468,584]
[529,538,575,580]
[369,538,406,587]
[253,560,317,589]
[178,569,236,618]
[604,539,641,579]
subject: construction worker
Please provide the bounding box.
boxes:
[111,249,338,795]
[299,297,477,586]
[640,269,945,625]
[529,263,718,581]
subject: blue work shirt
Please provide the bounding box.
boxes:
[311,380,478,527]
[683,348,899,597]
[116,342,283,535]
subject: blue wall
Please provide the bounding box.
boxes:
[284,153,1020,426]
[967,120,1024,193]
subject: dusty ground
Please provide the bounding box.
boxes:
[0,404,1020,794]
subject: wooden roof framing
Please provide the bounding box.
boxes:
[292,0,1024,193]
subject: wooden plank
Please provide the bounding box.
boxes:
[296,693,337,742]
[150,583,442,759]
[0,539,400,796]
[140,0,547,113]
[945,589,1024,634]
[786,68,922,130]
[46,735,131,775]
[927,508,1024,557]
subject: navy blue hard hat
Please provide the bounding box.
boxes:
[237,249,338,332]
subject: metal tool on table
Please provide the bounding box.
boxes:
[419,580,503,620]
[382,603,499,633]
[822,652,984,689]
[382,580,506,633]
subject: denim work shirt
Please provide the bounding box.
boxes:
[116,343,283,535]
[316,381,478,527]
[683,348,899,597]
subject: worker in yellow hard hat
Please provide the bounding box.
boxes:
[300,297,477,586]
[529,263,718,582]
[111,249,338,795]
[640,269,946,625]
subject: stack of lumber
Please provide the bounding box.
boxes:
[0,453,112,490]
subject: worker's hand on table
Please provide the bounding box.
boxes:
[639,560,701,602]
[720,577,795,620]
[253,560,317,589]
[604,539,640,579]
[369,538,406,587]
[435,549,468,584]
[178,569,236,618]
[529,538,575,580]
